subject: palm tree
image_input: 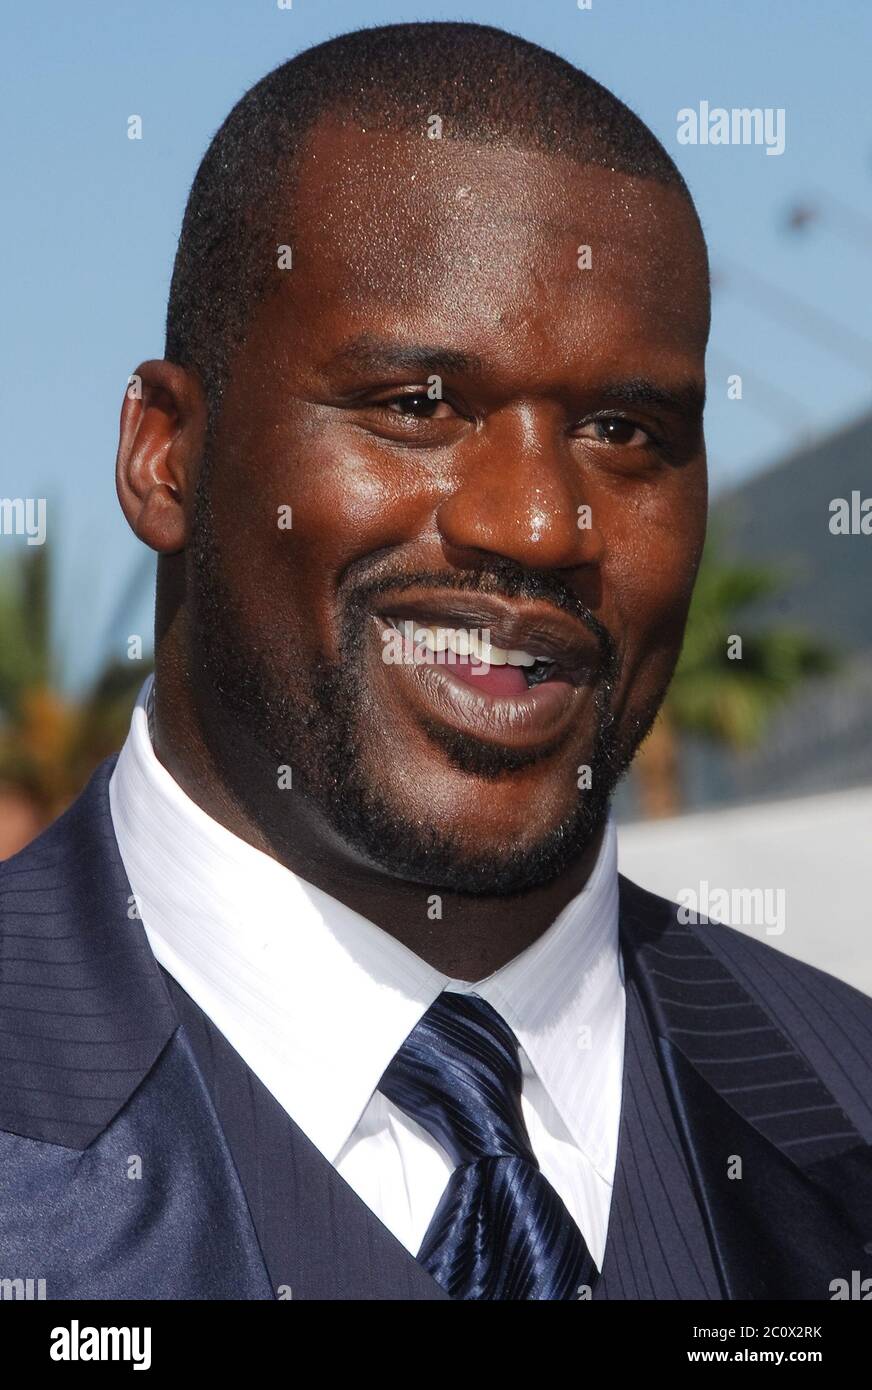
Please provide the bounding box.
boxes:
[0,542,152,855]
[633,540,837,818]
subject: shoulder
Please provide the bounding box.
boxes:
[620,871,872,1022]
[0,756,120,918]
[620,872,872,1135]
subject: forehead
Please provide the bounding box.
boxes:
[250,119,709,372]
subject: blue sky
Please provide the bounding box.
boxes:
[3,0,871,689]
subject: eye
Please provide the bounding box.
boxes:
[381,391,456,419]
[577,415,653,448]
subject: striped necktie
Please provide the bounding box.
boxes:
[378,991,598,1299]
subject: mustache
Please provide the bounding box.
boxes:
[343,557,619,683]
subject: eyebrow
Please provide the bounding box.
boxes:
[597,377,706,417]
[327,334,705,416]
[328,333,483,376]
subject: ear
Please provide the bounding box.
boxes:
[115,360,207,553]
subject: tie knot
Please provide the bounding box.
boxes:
[378,992,535,1166]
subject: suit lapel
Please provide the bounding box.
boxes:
[594,969,723,1299]
[618,876,872,1298]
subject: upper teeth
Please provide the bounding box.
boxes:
[395,621,552,668]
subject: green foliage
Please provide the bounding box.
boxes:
[0,543,52,717]
[0,542,152,814]
[667,540,838,749]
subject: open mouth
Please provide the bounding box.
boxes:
[370,592,602,753]
[382,617,573,694]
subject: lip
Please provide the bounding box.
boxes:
[373,590,601,682]
[369,602,599,753]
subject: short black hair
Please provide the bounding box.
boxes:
[165,20,704,424]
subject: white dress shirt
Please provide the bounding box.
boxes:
[109,676,626,1268]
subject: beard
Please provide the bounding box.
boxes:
[188,473,661,896]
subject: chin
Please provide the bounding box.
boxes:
[330,771,610,897]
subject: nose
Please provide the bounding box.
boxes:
[435,405,603,572]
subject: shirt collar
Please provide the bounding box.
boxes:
[110,675,622,1176]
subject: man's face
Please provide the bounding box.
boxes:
[188,121,709,893]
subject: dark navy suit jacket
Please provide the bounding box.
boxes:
[1,757,871,1300]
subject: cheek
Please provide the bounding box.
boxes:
[211,428,440,658]
[289,453,420,566]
